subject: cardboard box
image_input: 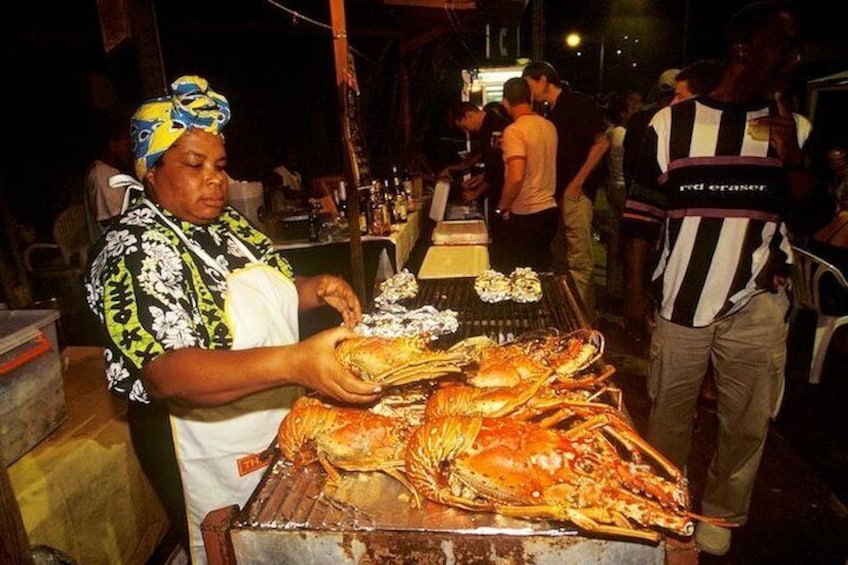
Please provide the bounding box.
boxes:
[0,309,66,466]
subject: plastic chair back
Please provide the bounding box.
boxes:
[790,244,848,384]
[52,205,89,269]
[791,245,848,312]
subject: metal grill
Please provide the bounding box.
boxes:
[411,274,588,346]
[227,461,664,564]
[208,274,669,564]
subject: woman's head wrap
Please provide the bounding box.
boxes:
[131,75,231,179]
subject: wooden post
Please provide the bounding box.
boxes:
[0,462,32,565]
[330,0,367,303]
[127,0,167,97]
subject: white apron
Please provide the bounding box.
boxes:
[144,201,301,564]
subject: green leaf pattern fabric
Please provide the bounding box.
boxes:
[85,202,293,403]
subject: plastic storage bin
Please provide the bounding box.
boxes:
[0,309,65,466]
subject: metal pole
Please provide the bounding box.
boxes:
[598,33,605,94]
[682,0,691,64]
[531,0,544,61]
[329,0,366,303]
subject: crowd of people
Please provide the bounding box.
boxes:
[444,0,846,557]
[70,1,848,563]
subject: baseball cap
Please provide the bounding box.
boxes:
[657,68,681,92]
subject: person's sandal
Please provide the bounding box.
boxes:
[695,522,732,556]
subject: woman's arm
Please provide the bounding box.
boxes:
[142,326,379,408]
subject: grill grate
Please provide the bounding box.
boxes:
[409,274,587,346]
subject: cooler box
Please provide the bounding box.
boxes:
[0,309,65,466]
[418,245,490,279]
[431,220,489,246]
[228,180,264,228]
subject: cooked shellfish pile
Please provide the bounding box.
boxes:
[277,328,730,543]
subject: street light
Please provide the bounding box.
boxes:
[565,30,605,93]
[565,31,643,93]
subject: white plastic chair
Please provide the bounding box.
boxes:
[24,205,89,275]
[790,245,848,384]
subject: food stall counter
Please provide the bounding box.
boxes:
[200,274,697,563]
[266,208,426,294]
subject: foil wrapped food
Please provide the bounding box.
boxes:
[374,269,418,308]
[354,305,459,340]
[474,268,542,303]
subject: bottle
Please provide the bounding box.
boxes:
[401,166,414,209]
[373,182,391,235]
[391,165,407,223]
[307,199,320,242]
[336,180,348,218]
[394,185,407,223]
[378,178,394,225]
[357,185,369,234]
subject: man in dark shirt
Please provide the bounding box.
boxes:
[523,62,609,317]
[449,101,512,217]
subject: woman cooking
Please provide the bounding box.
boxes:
[84,75,381,564]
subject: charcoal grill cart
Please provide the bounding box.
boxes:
[201,275,694,564]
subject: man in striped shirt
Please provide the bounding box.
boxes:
[622,1,812,556]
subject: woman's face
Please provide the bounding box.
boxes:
[145,129,228,224]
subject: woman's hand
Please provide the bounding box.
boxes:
[296,275,362,327]
[294,327,381,404]
[315,275,362,327]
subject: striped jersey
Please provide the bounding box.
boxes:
[622,95,811,327]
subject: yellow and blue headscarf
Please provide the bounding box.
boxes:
[131,75,231,179]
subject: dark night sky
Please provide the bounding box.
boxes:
[1,0,845,237]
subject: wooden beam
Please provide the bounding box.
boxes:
[384,0,475,8]
[399,25,449,55]
[330,0,367,303]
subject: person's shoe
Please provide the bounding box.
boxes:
[695,522,732,556]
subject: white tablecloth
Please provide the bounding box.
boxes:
[273,208,424,279]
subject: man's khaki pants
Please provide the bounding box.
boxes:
[551,193,595,317]
[646,290,789,522]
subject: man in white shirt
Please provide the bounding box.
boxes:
[493,77,559,271]
[84,118,133,235]
[264,143,307,214]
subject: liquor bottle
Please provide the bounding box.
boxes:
[369,183,391,236]
[391,165,407,223]
[378,183,392,234]
[379,178,395,225]
[401,167,415,208]
[307,199,320,242]
[357,185,370,235]
[336,180,348,218]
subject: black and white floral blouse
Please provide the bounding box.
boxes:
[84,201,294,403]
